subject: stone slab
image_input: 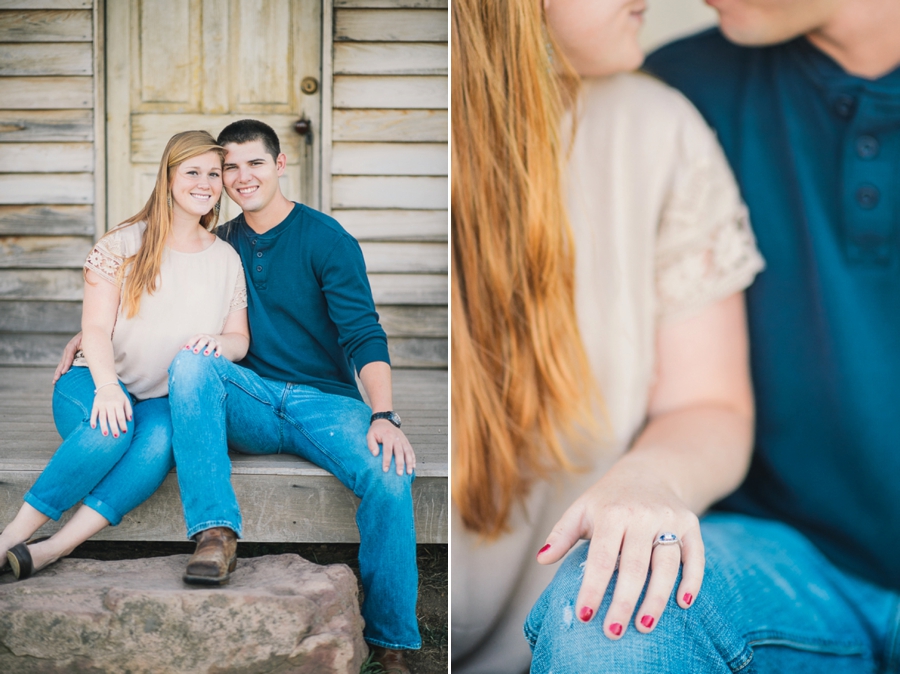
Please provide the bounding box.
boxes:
[0,554,366,674]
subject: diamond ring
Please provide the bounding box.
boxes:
[652,532,680,549]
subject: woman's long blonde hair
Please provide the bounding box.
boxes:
[100,130,225,318]
[452,0,599,537]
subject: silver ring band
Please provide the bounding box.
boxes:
[652,532,680,549]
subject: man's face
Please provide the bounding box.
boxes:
[706,0,842,45]
[222,140,286,214]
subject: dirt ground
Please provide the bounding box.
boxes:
[68,540,448,673]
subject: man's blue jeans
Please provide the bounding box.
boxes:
[167,350,421,650]
[526,513,900,673]
[26,366,174,525]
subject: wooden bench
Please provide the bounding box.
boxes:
[0,366,447,544]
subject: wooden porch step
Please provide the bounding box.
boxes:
[0,367,447,543]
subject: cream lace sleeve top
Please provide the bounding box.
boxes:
[451,72,764,674]
[75,222,248,399]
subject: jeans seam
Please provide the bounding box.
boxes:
[54,384,90,420]
[222,374,275,408]
[364,637,422,651]
[281,415,355,487]
[187,519,242,540]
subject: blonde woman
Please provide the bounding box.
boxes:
[0,131,248,579]
[451,1,764,672]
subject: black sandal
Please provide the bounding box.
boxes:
[6,536,50,581]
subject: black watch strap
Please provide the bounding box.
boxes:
[370,411,401,428]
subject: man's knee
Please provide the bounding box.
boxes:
[525,542,747,674]
[168,349,223,393]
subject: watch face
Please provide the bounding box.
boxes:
[372,411,401,427]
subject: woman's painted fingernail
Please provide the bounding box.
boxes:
[215,353,220,358]
[193,348,199,353]
[204,350,210,355]
[578,606,594,622]
[103,431,108,436]
[609,622,623,636]
[122,428,127,433]
[537,544,551,558]
[113,433,118,438]
[683,592,693,606]
[640,615,654,628]
[183,345,190,350]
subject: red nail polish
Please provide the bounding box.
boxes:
[683,592,693,606]
[609,622,623,636]
[113,433,118,438]
[215,353,220,358]
[537,544,551,558]
[641,615,654,628]
[183,345,190,350]
[103,431,108,436]
[579,606,594,622]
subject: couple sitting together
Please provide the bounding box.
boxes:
[453,0,900,672]
[0,120,419,671]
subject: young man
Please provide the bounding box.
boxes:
[526,1,900,671]
[171,119,420,670]
[56,119,420,672]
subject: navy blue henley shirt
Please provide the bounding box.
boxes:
[646,30,900,590]
[218,202,390,402]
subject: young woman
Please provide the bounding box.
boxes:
[451,1,764,672]
[0,131,249,579]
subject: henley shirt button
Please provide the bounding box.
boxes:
[855,135,879,159]
[256,251,263,257]
[855,184,880,209]
[834,94,855,118]
[251,239,257,245]
[256,265,263,272]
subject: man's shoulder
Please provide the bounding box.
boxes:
[296,203,357,244]
[643,28,752,105]
[216,213,246,244]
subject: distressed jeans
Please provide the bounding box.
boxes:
[167,349,421,650]
[26,366,174,525]
[526,513,900,673]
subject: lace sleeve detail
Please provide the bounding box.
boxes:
[229,268,248,312]
[84,237,124,286]
[655,155,765,323]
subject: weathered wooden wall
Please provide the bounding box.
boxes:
[0,0,448,371]
[0,0,100,366]
[329,0,448,369]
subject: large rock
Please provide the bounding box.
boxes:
[0,554,366,673]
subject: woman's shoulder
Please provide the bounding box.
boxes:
[100,221,147,258]
[578,72,719,155]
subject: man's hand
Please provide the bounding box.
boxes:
[53,332,83,383]
[367,419,416,475]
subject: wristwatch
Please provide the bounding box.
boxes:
[370,411,402,428]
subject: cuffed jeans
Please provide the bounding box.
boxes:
[167,350,421,650]
[26,366,174,525]
[526,513,900,673]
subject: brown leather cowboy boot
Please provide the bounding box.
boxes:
[183,527,238,585]
[370,646,412,674]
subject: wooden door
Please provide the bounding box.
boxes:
[106,0,321,229]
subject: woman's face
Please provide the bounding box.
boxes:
[169,151,223,221]
[544,0,646,77]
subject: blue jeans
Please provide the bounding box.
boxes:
[525,513,900,673]
[167,350,421,650]
[26,366,174,525]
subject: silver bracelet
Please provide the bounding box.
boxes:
[94,381,119,394]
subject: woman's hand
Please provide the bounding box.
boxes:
[536,458,703,638]
[184,334,223,357]
[90,384,132,438]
